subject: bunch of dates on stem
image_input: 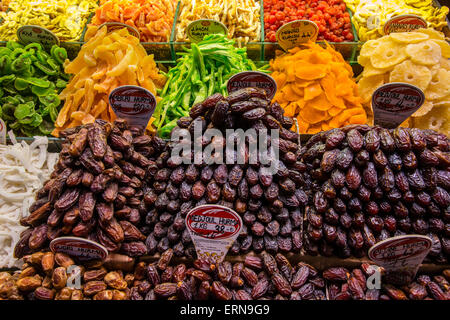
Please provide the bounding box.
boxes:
[0,251,135,300]
[144,88,310,257]
[14,119,167,258]
[302,125,450,263]
[130,249,326,300]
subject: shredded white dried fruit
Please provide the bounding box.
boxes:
[0,133,58,268]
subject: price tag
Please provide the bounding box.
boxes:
[109,85,157,128]
[17,25,60,49]
[187,19,228,43]
[276,20,318,50]
[369,235,432,286]
[98,22,140,39]
[50,237,108,261]
[372,82,425,129]
[186,205,243,263]
[0,118,6,144]
[384,14,427,34]
[227,71,277,100]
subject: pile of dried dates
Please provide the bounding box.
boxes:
[0,251,133,300]
[143,88,308,257]
[302,126,450,263]
[325,265,450,300]
[14,119,167,258]
[129,250,326,300]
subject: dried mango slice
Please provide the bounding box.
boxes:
[295,63,328,80]
[304,83,323,101]
[305,92,332,111]
[389,60,431,91]
[301,106,327,124]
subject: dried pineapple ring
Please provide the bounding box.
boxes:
[406,40,441,66]
[424,68,450,100]
[389,60,431,91]
[411,100,434,117]
[357,74,385,104]
[413,105,450,136]
[416,28,445,40]
[390,32,429,44]
[370,40,407,69]
[432,40,450,59]
[440,58,450,71]
[361,64,393,77]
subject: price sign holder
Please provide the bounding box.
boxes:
[368,235,432,286]
[109,85,157,129]
[186,19,228,43]
[384,14,427,34]
[98,22,140,39]
[372,82,425,129]
[185,205,243,263]
[17,25,60,49]
[276,20,319,51]
[50,237,108,262]
[227,71,277,100]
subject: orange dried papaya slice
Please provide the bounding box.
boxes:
[300,105,328,124]
[304,83,323,101]
[294,63,327,80]
[305,92,333,111]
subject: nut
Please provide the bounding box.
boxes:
[93,290,113,300]
[83,281,107,296]
[34,287,55,300]
[52,267,68,289]
[16,276,42,291]
[104,271,128,290]
[54,253,75,268]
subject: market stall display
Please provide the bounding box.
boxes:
[90,0,176,43]
[14,119,167,259]
[0,0,98,42]
[0,0,449,304]
[271,42,366,134]
[302,125,450,263]
[357,29,450,136]
[0,135,58,269]
[0,42,69,137]
[147,88,306,257]
[53,26,166,136]
[175,0,261,46]
[154,34,264,138]
[344,0,449,41]
[264,0,355,43]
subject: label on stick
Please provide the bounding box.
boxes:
[372,82,425,129]
[187,19,228,43]
[368,235,432,286]
[276,20,318,50]
[186,205,243,263]
[384,14,427,34]
[98,22,140,39]
[109,85,156,129]
[17,25,60,48]
[227,71,277,100]
[50,237,108,261]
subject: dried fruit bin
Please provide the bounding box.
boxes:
[261,1,360,62]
